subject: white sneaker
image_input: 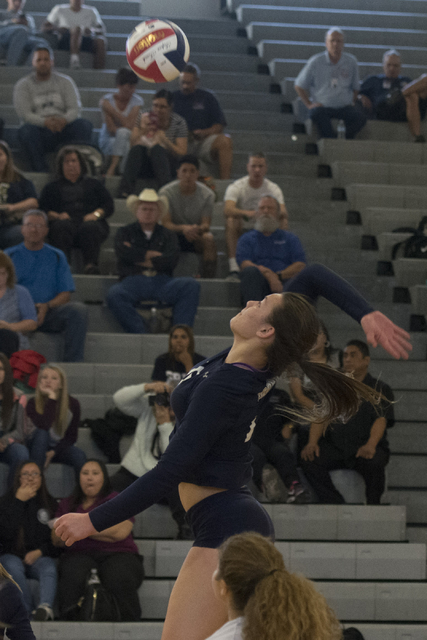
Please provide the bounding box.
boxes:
[34,604,54,621]
[70,57,81,69]
[226,271,240,282]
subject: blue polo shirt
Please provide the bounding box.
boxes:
[5,243,75,303]
[172,87,227,131]
[295,51,360,108]
[236,229,306,272]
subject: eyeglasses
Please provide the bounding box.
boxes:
[23,223,45,229]
[21,472,41,478]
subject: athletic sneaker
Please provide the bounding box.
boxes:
[286,481,311,504]
[226,271,240,282]
[261,467,283,503]
[34,604,54,621]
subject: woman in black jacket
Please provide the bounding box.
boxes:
[0,461,58,621]
[39,146,114,274]
[0,562,35,639]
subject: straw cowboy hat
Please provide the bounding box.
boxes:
[126,188,167,216]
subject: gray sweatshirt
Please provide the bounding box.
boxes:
[13,71,82,126]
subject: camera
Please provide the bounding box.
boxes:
[149,392,170,407]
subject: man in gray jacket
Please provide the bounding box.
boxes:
[13,44,92,171]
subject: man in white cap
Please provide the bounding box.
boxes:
[106,189,200,333]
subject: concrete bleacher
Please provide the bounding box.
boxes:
[0,0,427,636]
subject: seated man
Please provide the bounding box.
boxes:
[13,45,93,172]
[42,0,106,69]
[5,209,88,362]
[224,152,288,279]
[172,63,232,179]
[160,155,217,278]
[300,340,394,505]
[359,49,427,143]
[0,0,30,65]
[236,195,306,305]
[3,0,50,63]
[294,28,366,139]
[106,189,200,333]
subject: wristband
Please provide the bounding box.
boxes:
[94,210,103,219]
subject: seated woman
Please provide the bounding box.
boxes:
[52,459,144,621]
[208,532,341,640]
[0,251,37,357]
[99,67,143,177]
[151,324,205,387]
[0,461,58,622]
[0,353,31,486]
[0,141,38,250]
[38,146,114,274]
[26,365,86,477]
[118,89,188,197]
[0,562,36,639]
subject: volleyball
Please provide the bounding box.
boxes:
[126,19,190,83]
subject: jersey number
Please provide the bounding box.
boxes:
[245,419,256,443]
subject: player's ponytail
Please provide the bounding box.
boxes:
[265,293,382,423]
[216,533,342,640]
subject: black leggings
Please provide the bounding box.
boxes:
[119,144,174,194]
[49,219,109,266]
[58,552,144,621]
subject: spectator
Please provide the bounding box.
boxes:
[236,195,306,305]
[118,89,188,197]
[160,155,217,278]
[2,0,50,64]
[151,324,205,387]
[39,146,113,274]
[110,382,190,539]
[0,561,36,639]
[26,364,86,477]
[0,353,30,486]
[106,189,200,334]
[13,45,93,173]
[99,67,143,177]
[359,49,427,143]
[224,152,288,280]
[0,461,58,621]
[6,209,89,362]
[42,0,106,69]
[294,28,366,139]
[301,340,394,505]
[172,63,232,179]
[0,251,37,354]
[0,141,38,250]
[208,532,342,640]
[52,459,144,621]
[0,0,29,65]
[251,388,310,504]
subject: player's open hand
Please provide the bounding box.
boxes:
[54,513,96,547]
[361,311,412,360]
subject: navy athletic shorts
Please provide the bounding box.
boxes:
[186,486,275,549]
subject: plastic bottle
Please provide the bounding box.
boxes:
[150,307,159,333]
[337,119,346,139]
[87,569,101,585]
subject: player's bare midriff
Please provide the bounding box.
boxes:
[179,482,227,511]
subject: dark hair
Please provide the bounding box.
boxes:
[116,67,138,86]
[217,533,342,640]
[178,154,199,170]
[0,251,16,288]
[346,339,370,359]
[182,63,200,78]
[248,152,266,161]
[33,44,54,58]
[168,324,195,357]
[154,89,173,105]
[318,320,334,362]
[0,140,24,183]
[68,459,112,512]
[55,146,87,179]
[0,353,15,428]
[8,461,55,513]
[265,294,381,423]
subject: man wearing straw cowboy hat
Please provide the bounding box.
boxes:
[106,189,200,333]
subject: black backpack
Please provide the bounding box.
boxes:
[82,407,137,463]
[76,570,121,622]
[392,216,427,259]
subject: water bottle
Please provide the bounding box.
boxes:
[337,119,346,139]
[150,307,160,333]
[87,569,101,585]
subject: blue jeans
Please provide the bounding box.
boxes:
[0,24,28,65]
[28,428,86,476]
[18,119,93,172]
[107,274,200,333]
[0,553,57,613]
[0,224,23,250]
[38,302,88,362]
[309,105,367,139]
[0,436,29,487]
